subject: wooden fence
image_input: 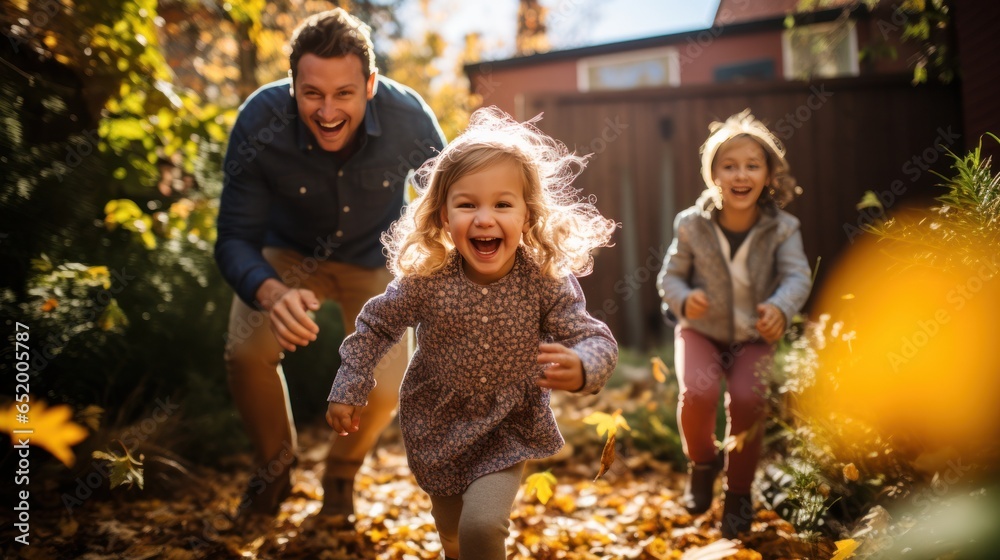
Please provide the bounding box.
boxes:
[524,74,963,348]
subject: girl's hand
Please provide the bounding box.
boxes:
[755,303,786,343]
[536,343,585,392]
[685,290,710,319]
[327,402,363,436]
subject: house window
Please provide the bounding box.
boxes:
[578,47,680,92]
[714,59,775,82]
[782,21,859,79]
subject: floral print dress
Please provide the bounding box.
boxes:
[328,247,618,496]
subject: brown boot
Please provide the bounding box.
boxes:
[681,452,724,514]
[720,491,754,538]
[236,455,297,519]
[320,476,355,517]
[320,458,364,517]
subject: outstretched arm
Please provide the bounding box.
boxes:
[327,278,416,420]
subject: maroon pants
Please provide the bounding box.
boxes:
[674,326,773,494]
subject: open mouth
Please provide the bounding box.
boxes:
[316,119,346,135]
[470,237,501,255]
[731,186,753,195]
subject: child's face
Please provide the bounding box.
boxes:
[711,136,772,214]
[441,160,530,284]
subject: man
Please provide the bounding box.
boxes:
[215,8,445,519]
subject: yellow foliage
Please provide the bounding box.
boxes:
[804,235,1000,455]
[523,471,557,504]
[0,399,89,467]
[85,266,111,287]
[583,408,631,438]
[651,356,669,383]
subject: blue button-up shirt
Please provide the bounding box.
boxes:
[215,76,446,305]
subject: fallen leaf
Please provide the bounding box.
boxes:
[523,471,557,504]
[595,433,617,480]
[41,298,59,312]
[831,538,859,560]
[681,538,739,559]
[59,517,79,538]
[843,463,860,482]
[93,444,144,490]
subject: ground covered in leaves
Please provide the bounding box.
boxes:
[2,418,838,560]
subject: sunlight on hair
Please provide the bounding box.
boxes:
[802,230,1000,458]
[384,106,617,279]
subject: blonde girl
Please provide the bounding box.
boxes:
[656,110,811,538]
[327,107,618,559]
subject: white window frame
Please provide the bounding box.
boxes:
[577,46,681,92]
[782,20,860,80]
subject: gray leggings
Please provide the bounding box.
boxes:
[429,461,525,560]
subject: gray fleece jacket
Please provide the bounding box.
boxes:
[656,196,812,344]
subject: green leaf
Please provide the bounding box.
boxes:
[98,299,129,332]
[856,191,884,212]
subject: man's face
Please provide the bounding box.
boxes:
[294,53,375,154]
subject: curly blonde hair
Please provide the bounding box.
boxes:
[699,109,801,209]
[384,107,617,279]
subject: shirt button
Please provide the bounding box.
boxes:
[343,206,350,213]
[481,288,488,295]
[336,230,344,238]
[299,187,306,194]
[480,376,487,383]
[481,316,488,323]
[337,170,344,177]
[382,180,390,187]
[307,145,313,151]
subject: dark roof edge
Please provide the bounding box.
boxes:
[463,5,866,76]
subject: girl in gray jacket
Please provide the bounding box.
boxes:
[656,110,812,539]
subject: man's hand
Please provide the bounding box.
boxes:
[755,303,786,343]
[684,289,710,319]
[536,342,585,392]
[256,279,320,352]
[327,402,363,436]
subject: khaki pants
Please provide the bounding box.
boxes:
[224,247,408,494]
